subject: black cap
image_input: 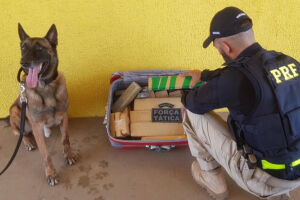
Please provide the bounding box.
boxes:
[203,7,252,48]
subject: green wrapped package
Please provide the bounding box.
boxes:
[148,75,203,91]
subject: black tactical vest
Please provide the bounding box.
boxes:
[227,49,300,167]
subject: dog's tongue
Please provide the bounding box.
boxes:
[26,65,41,88]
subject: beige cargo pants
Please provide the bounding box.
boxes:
[182,110,300,199]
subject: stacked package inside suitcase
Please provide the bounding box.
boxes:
[105,70,203,151]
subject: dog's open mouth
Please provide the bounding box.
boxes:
[25,62,48,88]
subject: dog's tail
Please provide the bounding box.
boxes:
[0,116,10,128]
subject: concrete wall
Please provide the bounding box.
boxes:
[1,0,300,117]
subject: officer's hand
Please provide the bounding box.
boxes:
[179,70,202,88]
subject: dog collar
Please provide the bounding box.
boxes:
[43,71,58,85]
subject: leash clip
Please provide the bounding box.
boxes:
[19,82,27,104]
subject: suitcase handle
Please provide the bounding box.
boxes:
[145,145,176,152]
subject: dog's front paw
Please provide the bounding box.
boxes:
[46,174,59,186]
[64,152,79,166]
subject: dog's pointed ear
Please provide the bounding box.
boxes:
[45,24,57,46]
[18,23,29,41]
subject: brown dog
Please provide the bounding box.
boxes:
[9,24,77,186]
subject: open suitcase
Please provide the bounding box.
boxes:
[104,70,189,151]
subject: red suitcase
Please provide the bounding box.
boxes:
[104,70,189,151]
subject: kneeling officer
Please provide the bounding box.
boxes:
[181,6,300,200]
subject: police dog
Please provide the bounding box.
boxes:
[9,24,77,186]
